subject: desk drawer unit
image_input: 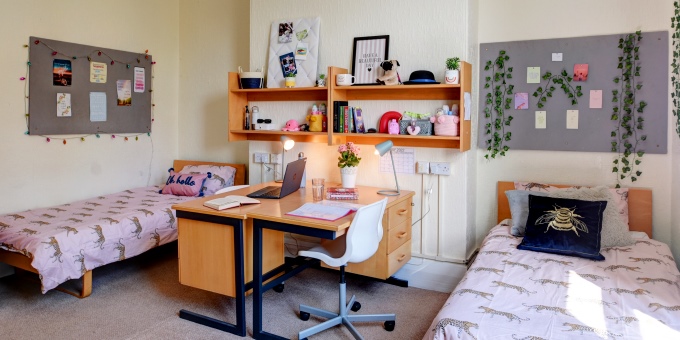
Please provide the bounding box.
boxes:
[341,195,413,280]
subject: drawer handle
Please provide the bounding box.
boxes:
[397,209,408,216]
[397,254,407,262]
[397,232,407,238]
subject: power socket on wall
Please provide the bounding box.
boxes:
[270,153,282,164]
[430,162,451,175]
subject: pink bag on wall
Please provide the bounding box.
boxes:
[432,115,459,136]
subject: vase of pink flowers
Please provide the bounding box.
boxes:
[337,142,361,188]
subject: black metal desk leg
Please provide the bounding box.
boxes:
[178,214,246,337]
[252,219,287,340]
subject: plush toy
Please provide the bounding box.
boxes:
[306,104,323,132]
[281,119,300,131]
[376,60,401,85]
[388,119,400,134]
[431,111,459,136]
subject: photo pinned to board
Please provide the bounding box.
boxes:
[295,42,308,60]
[573,63,588,81]
[278,22,293,43]
[514,92,529,110]
[53,59,72,86]
[279,52,297,76]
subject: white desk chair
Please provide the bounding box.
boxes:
[296,198,395,340]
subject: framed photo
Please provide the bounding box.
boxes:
[351,35,389,85]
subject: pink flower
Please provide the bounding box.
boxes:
[338,144,348,152]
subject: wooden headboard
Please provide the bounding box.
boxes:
[497,181,653,238]
[173,160,246,186]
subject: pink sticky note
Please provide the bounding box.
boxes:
[514,93,529,110]
[590,90,602,109]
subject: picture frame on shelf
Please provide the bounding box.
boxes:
[351,35,389,85]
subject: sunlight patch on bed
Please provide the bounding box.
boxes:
[634,309,680,338]
[565,270,607,331]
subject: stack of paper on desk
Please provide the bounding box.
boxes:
[204,195,260,210]
[286,203,353,221]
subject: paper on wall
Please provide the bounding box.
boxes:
[90,92,107,122]
[57,93,71,117]
[464,92,471,121]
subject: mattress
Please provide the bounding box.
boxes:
[0,186,194,293]
[424,223,680,340]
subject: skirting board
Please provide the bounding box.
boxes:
[0,263,15,278]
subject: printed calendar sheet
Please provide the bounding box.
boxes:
[379,147,415,174]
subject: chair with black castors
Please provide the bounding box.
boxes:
[296,198,395,340]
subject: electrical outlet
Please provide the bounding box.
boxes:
[253,153,263,163]
[416,161,430,174]
[270,153,282,164]
[430,162,451,175]
[260,153,269,163]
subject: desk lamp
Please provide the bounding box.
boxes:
[375,140,400,196]
[276,135,295,182]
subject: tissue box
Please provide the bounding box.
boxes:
[399,119,433,135]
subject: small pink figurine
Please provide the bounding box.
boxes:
[388,119,400,135]
[282,119,300,131]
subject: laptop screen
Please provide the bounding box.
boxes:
[279,158,306,197]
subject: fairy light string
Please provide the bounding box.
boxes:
[21,39,156,145]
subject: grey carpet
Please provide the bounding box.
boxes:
[0,243,448,339]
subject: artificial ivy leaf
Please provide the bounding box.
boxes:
[611,114,619,120]
[561,70,568,77]
[576,86,582,91]
[612,167,618,172]
[547,92,552,97]
[641,135,647,141]
[611,131,616,137]
[537,103,544,108]
[507,74,513,79]
[508,67,513,72]
[484,84,490,88]
[484,65,490,71]
[637,151,645,157]
[532,92,539,97]
[503,145,509,152]
[635,160,641,165]
[572,100,577,105]
[541,97,547,102]
[631,177,637,182]
[537,87,543,92]
[614,77,620,83]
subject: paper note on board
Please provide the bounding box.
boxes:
[535,111,546,129]
[90,61,107,83]
[566,110,578,129]
[552,53,563,62]
[590,90,603,109]
[515,93,529,110]
[464,92,471,120]
[527,67,541,83]
[90,92,107,122]
[134,67,145,93]
[57,93,71,117]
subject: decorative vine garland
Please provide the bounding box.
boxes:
[611,31,646,187]
[532,70,583,108]
[483,50,514,159]
[672,1,680,138]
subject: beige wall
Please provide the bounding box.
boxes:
[249,0,478,262]
[0,0,180,214]
[476,0,678,257]
[178,0,250,164]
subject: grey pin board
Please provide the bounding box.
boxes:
[478,31,668,154]
[28,37,152,135]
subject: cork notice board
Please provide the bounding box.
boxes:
[28,37,152,135]
[477,31,668,154]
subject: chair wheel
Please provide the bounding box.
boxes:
[273,283,284,293]
[351,301,361,312]
[300,311,310,321]
[384,320,395,331]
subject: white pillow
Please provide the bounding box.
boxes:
[547,186,634,247]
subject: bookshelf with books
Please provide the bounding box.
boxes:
[226,61,472,151]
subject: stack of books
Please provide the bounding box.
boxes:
[326,187,359,200]
[332,101,365,133]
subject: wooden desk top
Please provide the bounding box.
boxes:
[172,182,414,232]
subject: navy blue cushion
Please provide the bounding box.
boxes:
[517,195,607,261]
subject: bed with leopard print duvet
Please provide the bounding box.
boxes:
[0,160,245,298]
[423,182,680,340]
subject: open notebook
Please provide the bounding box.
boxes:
[204,195,260,210]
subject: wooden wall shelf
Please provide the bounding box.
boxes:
[227,61,472,151]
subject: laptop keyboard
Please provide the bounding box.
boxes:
[248,186,281,198]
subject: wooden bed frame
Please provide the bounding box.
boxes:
[497,181,653,238]
[0,160,246,298]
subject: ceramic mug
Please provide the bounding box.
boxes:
[336,74,355,86]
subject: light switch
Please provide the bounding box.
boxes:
[566,110,579,129]
[535,111,546,129]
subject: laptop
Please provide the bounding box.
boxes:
[247,158,306,199]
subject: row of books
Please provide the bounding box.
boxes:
[332,101,366,133]
[325,187,359,200]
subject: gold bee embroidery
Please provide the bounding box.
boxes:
[535,205,588,236]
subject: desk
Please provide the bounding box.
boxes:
[173,182,414,339]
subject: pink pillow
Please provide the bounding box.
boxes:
[513,182,629,227]
[161,171,209,197]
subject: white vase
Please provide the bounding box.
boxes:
[340,166,358,188]
[445,69,459,84]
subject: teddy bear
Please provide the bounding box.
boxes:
[281,119,300,131]
[376,60,401,85]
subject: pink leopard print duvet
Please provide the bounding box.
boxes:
[0,186,194,293]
